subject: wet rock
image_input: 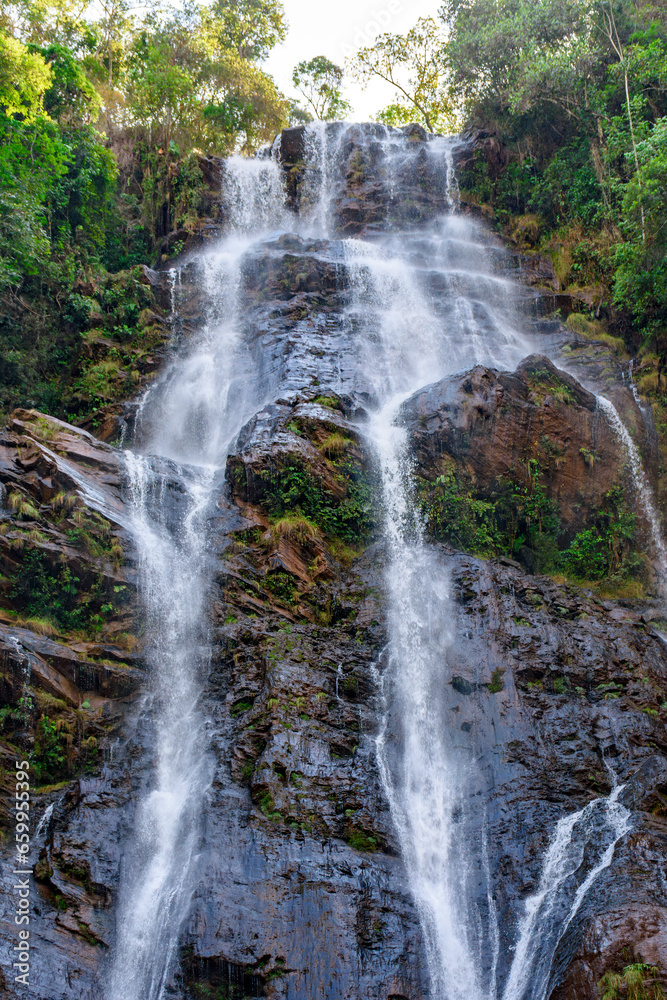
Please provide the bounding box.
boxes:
[2,124,667,1000]
[278,125,306,162]
[425,551,667,991]
[402,355,644,541]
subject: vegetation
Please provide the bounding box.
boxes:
[347,2,667,377]
[599,964,665,999]
[291,56,351,122]
[421,464,643,586]
[351,16,455,132]
[258,455,378,545]
[435,0,667,366]
[0,0,290,420]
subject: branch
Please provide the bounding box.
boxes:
[359,61,432,128]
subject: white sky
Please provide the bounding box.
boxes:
[264,0,442,121]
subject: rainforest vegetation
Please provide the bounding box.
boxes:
[2,0,667,423]
[0,0,294,420]
[440,0,667,367]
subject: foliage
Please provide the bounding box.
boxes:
[351,16,456,133]
[562,487,641,580]
[205,0,287,61]
[292,56,351,121]
[442,0,667,362]
[421,462,562,572]
[437,0,667,392]
[8,547,120,634]
[0,30,52,118]
[38,41,101,123]
[258,455,377,544]
[422,464,641,584]
[0,0,291,401]
[599,965,664,1000]
[346,826,378,851]
[126,7,289,156]
[613,116,667,330]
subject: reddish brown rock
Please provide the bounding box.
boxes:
[402,355,641,541]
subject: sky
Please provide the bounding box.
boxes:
[264,0,442,121]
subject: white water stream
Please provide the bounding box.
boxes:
[106,157,286,1000]
[597,395,667,587]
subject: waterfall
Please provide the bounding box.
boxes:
[104,124,648,1000]
[346,138,525,1000]
[597,395,667,588]
[502,786,631,1000]
[106,156,286,1000]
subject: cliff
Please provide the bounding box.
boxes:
[0,124,666,1000]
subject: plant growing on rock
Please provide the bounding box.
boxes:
[271,514,320,545]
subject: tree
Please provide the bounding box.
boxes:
[596,1,647,238]
[292,56,351,121]
[203,0,287,61]
[440,0,598,123]
[127,9,288,154]
[350,16,455,133]
[614,115,667,327]
[2,0,96,49]
[37,42,101,124]
[0,32,69,288]
[0,30,53,118]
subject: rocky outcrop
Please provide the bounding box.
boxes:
[0,411,139,827]
[402,355,642,541]
[418,550,667,996]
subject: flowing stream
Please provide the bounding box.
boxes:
[106,157,286,1000]
[597,395,667,587]
[105,124,654,1000]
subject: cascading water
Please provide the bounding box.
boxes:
[343,139,527,1000]
[106,157,286,1000]
[325,129,650,1000]
[502,784,631,1000]
[104,123,660,1000]
[597,395,667,586]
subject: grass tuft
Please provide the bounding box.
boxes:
[271,514,320,546]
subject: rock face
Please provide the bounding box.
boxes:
[435,551,667,994]
[1,124,667,1000]
[402,355,641,541]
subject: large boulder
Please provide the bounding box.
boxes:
[402,355,643,542]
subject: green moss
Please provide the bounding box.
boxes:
[313,396,341,410]
[345,827,378,852]
[230,699,254,718]
[488,669,505,694]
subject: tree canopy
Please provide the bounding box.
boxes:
[292,56,352,121]
[350,17,456,133]
[438,0,667,362]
